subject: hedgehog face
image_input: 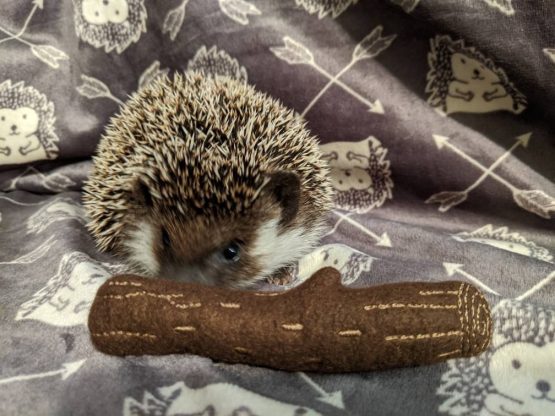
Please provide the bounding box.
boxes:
[122,172,316,287]
[451,53,501,84]
[82,0,129,25]
[489,341,555,408]
[0,107,40,140]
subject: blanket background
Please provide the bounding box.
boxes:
[0,1,554,415]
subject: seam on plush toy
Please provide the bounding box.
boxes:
[174,326,196,332]
[363,303,457,310]
[219,302,241,308]
[234,347,249,354]
[281,323,303,331]
[419,290,458,296]
[107,281,143,287]
[457,283,467,353]
[385,330,463,341]
[92,331,156,339]
[338,329,362,337]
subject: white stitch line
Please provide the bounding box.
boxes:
[220,302,240,309]
[281,323,303,331]
[254,292,281,297]
[364,303,457,310]
[174,326,196,332]
[338,329,362,337]
[234,347,249,354]
[102,292,201,309]
[419,290,459,296]
[437,349,462,358]
[385,330,463,341]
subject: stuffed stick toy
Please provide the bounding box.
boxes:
[88,267,492,373]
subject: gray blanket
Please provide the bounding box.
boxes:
[1,1,554,415]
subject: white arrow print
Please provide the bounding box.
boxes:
[301,26,395,116]
[298,372,345,409]
[0,359,86,385]
[0,1,68,68]
[271,29,395,116]
[329,210,392,247]
[310,65,384,114]
[443,263,500,296]
[427,134,555,219]
[0,0,42,45]
[516,270,555,301]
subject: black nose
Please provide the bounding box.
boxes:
[473,69,480,76]
[537,380,551,393]
[10,124,17,131]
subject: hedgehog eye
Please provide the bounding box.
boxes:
[512,359,521,369]
[221,241,241,263]
[0,116,4,121]
[161,227,171,249]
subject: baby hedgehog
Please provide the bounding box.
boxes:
[83,72,333,288]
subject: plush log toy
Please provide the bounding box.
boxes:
[88,267,492,372]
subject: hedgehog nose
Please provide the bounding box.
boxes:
[537,380,551,393]
[473,68,480,76]
[10,124,17,131]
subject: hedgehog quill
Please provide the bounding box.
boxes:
[83,72,333,288]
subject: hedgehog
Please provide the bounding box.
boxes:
[83,72,333,288]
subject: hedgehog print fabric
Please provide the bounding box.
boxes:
[426,35,527,115]
[72,0,147,53]
[320,137,393,213]
[0,80,59,166]
[438,300,555,416]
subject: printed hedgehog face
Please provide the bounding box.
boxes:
[82,0,129,25]
[72,0,147,54]
[320,137,393,213]
[426,35,527,115]
[486,341,555,415]
[451,53,501,84]
[0,107,40,142]
[0,80,58,166]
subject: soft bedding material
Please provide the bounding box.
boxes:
[0,1,554,415]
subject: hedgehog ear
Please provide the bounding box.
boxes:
[260,171,301,226]
[132,178,154,209]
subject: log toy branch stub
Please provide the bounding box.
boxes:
[88,267,493,372]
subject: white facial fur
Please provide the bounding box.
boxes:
[249,219,323,287]
[123,220,159,275]
[0,107,39,139]
[82,0,129,25]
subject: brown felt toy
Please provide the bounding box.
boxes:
[88,267,493,373]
